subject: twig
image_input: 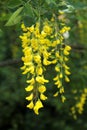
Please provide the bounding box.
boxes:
[0,58,22,67]
[0,45,86,67]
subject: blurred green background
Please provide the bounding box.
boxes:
[0,0,87,130]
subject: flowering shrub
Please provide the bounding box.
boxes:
[19,16,71,114]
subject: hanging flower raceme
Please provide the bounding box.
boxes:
[19,16,71,114]
[70,88,87,119]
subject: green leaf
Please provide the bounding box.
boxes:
[0,29,3,37]
[5,7,23,26]
[45,0,56,5]
[7,0,22,9]
[24,3,34,17]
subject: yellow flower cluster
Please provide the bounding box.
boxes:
[20,18,71,114]
[71,88,87,119]
[53,45,71,101]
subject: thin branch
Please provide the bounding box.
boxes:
[0,45,86,67]
[71,45,87,52]
[0,58,22,67]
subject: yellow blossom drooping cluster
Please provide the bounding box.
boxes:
[20,17,71,114]
[70,88,87,119]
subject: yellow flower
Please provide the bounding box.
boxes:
[55,52,60,58]
[57,82,62,88]
[27,101,34,109]
[51,59,57,64]
[71,107,76,114]
[36,66,43,75]
[33,23,40,37]
[43,25,52,35]
[38,85,46,93]
[64,57,68,61]
[29,65,35,74]
[25,85,33,91]
[59,73,63,78]
[52,40,60,46]
[63,45,71,55]
[19,35,29,44]
[53,75,59,81]
[84,88,87,93]
[41,31,47,37]
[20,65,26,70]
[31,39,38,51]
[43,58,51,65]
[28,25,34,32]
[26,93,33,101]
[55,66,60,72]
[22,68,30,74]
[23,47,32,56]
[60,87,64,93]
[53,91,59,97]
[26,78,35,84]
[40,93,47,100]
[43,50,51,58]
[64,50,70,55]
[33,100,43,115]
[36,76,49,84]
[34,54,41,63]
[65,76,70,82]
[21,23,27,31]
[55,80,60,86]
[60,26,70,34]
[61,95,66,103]
[65,45,71,51]
[63,64,70,70]
[22,56,33,65]
[65,70,71,75]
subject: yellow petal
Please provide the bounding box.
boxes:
[53,91,59,97]
[65,70,71,75]
[55,52,60,58]
[59,87,64,93]
[57,82,62,88]
[34,54,41,63]
[20,66,26,70]
[43,58,51,65]
[36,66,43,75]
[26,78,35,84]
[55,66,60,72]
[59,73,63,78]
[33,100,43,115]
[54,81,59,85]
[53,75,59,81]
[64,57,68,61]
[36,76,49,84]
[27,101,34,109]
[51,59,57,64]
[25,85,33,91]
[65,76,70,82]
[38,85,46,93]
[64,50,69,55]
[26,93,33,101]
[65,45,71,51]
[61,96,66,103]
[40,94,47,100]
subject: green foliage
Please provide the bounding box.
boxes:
[5,0,75,26]
[7,0,23,9]
[45,0,56,4]
[5,7,23,26]
[23,3,34,17]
